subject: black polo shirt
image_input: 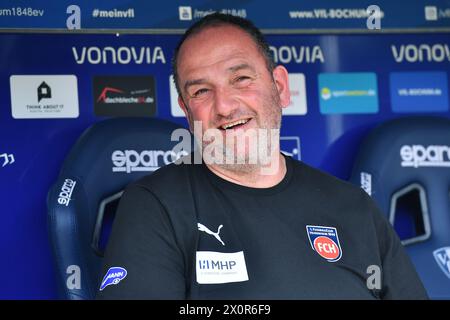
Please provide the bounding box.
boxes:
[96,155,428,299]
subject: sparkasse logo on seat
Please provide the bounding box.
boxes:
[112,149,188,173]
[400,144,450,168]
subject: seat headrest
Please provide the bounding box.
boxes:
[350,116,450,298]
[60,117,188,194]
[351,116,450,209]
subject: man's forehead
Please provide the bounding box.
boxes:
[184,54,257,73]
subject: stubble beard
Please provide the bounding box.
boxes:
[191,84,283,175]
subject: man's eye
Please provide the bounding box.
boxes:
[192,88,209,97]
[236,76,250,82]
[234,76,252,86]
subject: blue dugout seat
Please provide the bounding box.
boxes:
[350,116,450,299]
[47,118,189,299]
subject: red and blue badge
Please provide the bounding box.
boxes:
[306,225,343,262]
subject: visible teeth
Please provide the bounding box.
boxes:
[221,119,249,130]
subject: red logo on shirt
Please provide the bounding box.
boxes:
[306,225,343,262]
[313,236,340,261]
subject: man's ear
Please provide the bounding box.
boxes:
[272,65,291,108]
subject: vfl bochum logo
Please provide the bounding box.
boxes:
[198,223,225,246]
[99,267,127,291]
[433,247,450,279]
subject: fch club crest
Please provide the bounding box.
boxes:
[306,225,343,262]
[433,247,450,279]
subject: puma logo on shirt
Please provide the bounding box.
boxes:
[198,223,225,246]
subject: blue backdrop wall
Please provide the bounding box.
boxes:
[1,0,450,299]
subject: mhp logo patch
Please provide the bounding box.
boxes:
[99,267,127,291]
[306,225,342,262]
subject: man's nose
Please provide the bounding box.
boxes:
[213,87,239,117]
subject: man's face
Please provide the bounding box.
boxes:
[176,24,290,166]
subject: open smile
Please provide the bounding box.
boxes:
[218,118,252,131]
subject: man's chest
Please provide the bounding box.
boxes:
[189,199,380,299]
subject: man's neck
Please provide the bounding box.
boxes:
[205,153,287,188]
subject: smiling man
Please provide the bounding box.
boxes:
[97,13,428,300]
[174,20,290,183]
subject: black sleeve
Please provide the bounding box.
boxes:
[366,192,429,300]
[96,184,186,299]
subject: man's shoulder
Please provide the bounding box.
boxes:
[290,158,369,202]
[290,158,384,229]
[134,161,195,189]
[128,157,203,202]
